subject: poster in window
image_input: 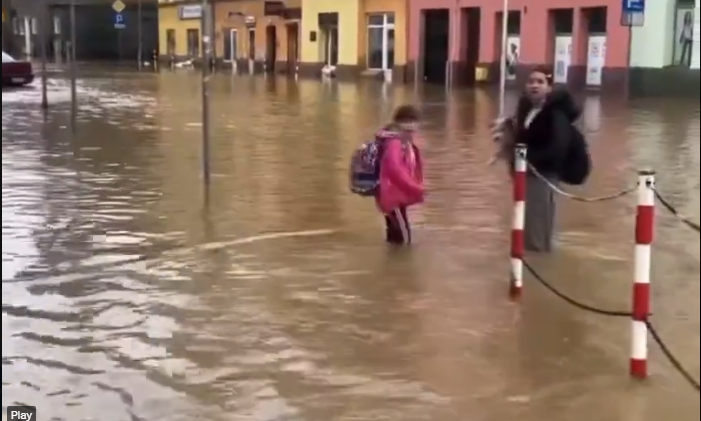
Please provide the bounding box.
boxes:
[674,7,695,66]
[506,36,520,81]
[586,36,606,86]
[553,36,572,84]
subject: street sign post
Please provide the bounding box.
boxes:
[621,0,645,26]
[114,13,125,29]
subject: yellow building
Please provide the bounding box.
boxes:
[299,0,407,81]
[157,0,206,63]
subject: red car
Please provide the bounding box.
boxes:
[2,51,34,87]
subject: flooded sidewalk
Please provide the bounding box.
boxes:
[2,73,699,421]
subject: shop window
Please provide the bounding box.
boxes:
[366,13,395,70]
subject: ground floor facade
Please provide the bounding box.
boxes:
[628,0,700,96]
[212,0,301,74]
[298,0,407,81]
[407,0,629,94]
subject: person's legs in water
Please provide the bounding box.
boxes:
[524,173,556,252]
[385,206,411,244]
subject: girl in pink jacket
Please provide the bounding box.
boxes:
[375,105,425,245]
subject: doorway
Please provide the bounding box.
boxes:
[265,24,277,72]
[367,13,395,70]
[286,22,299,71]
[423,9,449,84]
[223,28,237,62]
[463,7,481,85]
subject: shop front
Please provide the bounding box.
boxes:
[213,0,301,74]
[299,0,406,80]
[158,1,206,65]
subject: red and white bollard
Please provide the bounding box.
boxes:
[631,170,655,378]
[510,144,527,299]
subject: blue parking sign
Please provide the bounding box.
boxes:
[114,13,125,29]
[621,0,645,26]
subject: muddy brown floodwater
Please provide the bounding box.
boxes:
[2,71,699,421]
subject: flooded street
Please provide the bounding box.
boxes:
[2,72,699,421]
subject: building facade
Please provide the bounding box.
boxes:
[212,0,301,74]
[629,0,699,96]
[157,0,206,63]
[298,0,407,81]
[407,0,629,93]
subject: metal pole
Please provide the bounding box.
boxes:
[498,0,509,116]
[40,4,49,110]
[69,0,77,130]
[137,0,142,70]
[200,0,212,201]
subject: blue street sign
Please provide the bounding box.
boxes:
[114,13,125,29]
[621,0,645,26]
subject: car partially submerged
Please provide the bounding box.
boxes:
[2,51,34,87]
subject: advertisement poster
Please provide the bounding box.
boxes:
[674,7,695,66]
[506,36,520,81]
[553,36,572,84]
[586,35,606,86]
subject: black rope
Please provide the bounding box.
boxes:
[523,260,699,392]
[653,190,700,233]
[646,320,701,392]
[522,260,632,317]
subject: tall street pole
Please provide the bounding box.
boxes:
[69,0,77,130]
[200,0,212,203]
[39,2,48,110]
[137,0,142,70]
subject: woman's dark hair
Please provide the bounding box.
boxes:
[530,65,554,85]
[392,104,420,123]
[684,11,692,24]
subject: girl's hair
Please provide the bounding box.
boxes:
[684,11,692,24]
[392,104,420,123]
[530,65,554,85]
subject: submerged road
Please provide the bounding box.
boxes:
[2,72,699,420]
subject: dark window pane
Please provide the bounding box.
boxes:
[368,14,383,25]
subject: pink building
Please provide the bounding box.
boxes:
[407,0,630,93]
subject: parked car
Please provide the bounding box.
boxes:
[2,51,34,87]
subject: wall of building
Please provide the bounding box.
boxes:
[408,0,629,92]
[300,0,360,66]
[630,0,677,68]
[357,0,407,67]
[157,2,203,59]
[213,0,301,72]
[692,0,700,68]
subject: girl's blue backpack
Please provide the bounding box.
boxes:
[349,140,384,196]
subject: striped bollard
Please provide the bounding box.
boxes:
[631,170,655,378]
[510,144,527,299]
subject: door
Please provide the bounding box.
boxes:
[248,28,256,60]
[265,25,276,72]
[223,29,237,61]
[286,23,299,67]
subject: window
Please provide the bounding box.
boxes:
[31,17,38,34]
[53,15,61,34]
[366,13,394,70]
[166,29,176,55]
[186,28,199,57]
[2,52,15,63]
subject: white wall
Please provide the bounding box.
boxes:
[692,0,700,68]
[630,0,677,68]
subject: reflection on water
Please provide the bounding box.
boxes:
[2,74,699,421]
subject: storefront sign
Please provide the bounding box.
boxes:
[264,1,285,16]
[553,36,572,84]
[586,35,606,86]
[179,5,202,20]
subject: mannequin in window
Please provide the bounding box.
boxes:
[506,42,519,79]
[679,11,693,66]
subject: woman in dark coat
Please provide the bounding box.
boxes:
[493,66,580,252]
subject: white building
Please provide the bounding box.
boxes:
[629,0,699,95]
